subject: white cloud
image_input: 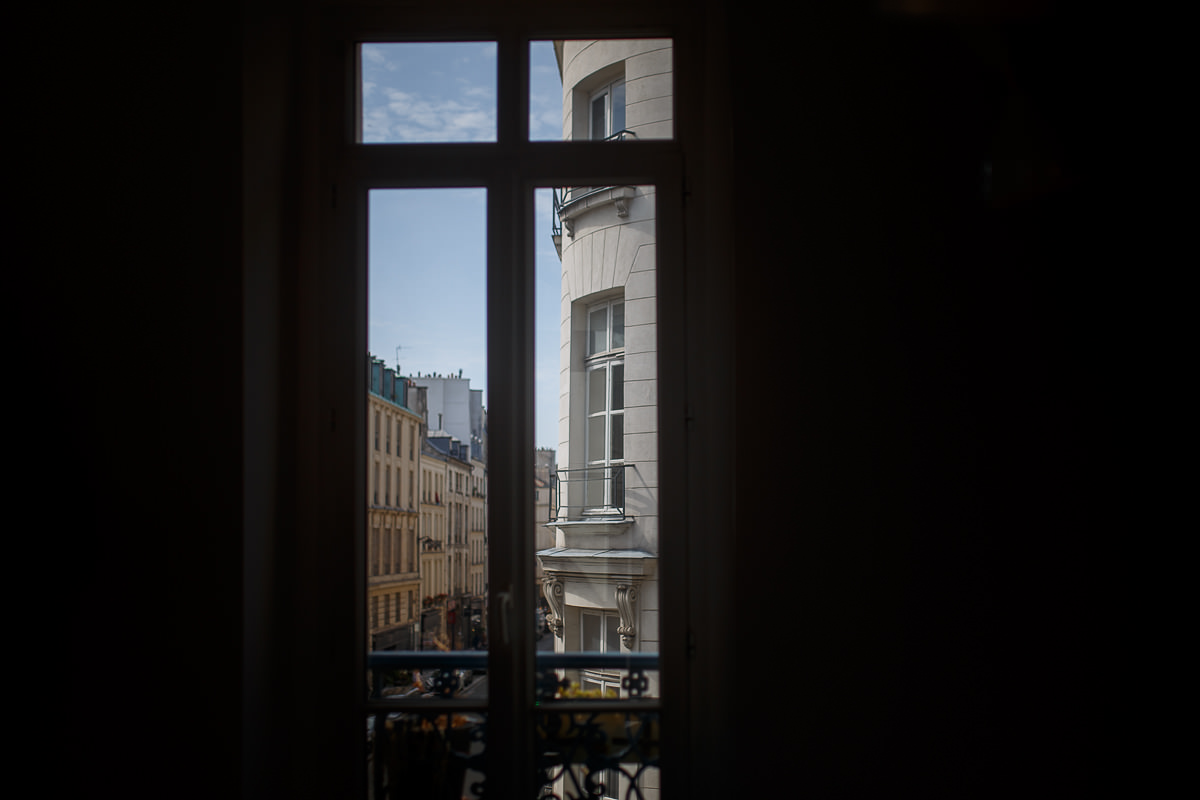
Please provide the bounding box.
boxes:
[358,42,499,143]
[364,86,495,142]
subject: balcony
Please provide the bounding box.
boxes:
[551,131,640,256]
[366,650,660,800]
[549,465,632,523]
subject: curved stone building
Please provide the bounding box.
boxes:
[539,38,672,706]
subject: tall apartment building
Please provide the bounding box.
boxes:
[411,371,488,649]
[420,430,477,649]
[367,356,424,651]
[468,453,488,646]
[534,446,556,641]
[536,38,672,800]
[538,37,671,690]
[411,372,487,461]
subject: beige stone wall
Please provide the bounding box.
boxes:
[547,40,670,683]
[367,393,422,644]
[560,39,674,141]
[470,458,487,598]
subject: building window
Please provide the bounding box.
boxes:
[588,298,624,357]
[590,78,626,141]
[382,525,391,574]
[585,300,624,509]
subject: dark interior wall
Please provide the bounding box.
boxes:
[75,2,245,797]
[727,6,1104,796]
[68,2,1106,798]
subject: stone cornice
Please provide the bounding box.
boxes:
[557,185,637,237]
[535,547,655,580]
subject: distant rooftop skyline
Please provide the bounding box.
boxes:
[364,41,563,449]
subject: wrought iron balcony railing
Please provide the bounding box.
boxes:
[366,650,659,800]
[549,464,631,522]
[550,130,639,245]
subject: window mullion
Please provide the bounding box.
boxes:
[485,32,538,797]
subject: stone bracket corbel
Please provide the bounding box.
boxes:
[542,576,565,639]
[615,583,639,649]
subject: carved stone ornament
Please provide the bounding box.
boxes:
[542,576,565,638]
[615,583,639,648]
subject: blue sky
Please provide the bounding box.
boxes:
[364,42,563,449]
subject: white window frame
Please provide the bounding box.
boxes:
[589,78,627,140]
[584,299,625,512]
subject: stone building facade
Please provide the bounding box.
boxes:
[538,37,672,690]
[367,356,423,651]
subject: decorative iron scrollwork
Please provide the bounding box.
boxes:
[621,668,649,699]
[370,710,487,800]
[535,708,660,800]
[536,667,570,703]
[423,668,461,698]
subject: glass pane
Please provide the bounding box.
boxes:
[582,613,601,651]
[589,306,608,355]
[366,189,488,798]
[530,39,674,141]
[589,367,607,413]
[588,415,605,460]
[591,93,607,141]
[529,41,564,142]
[360,43,497,143]
[586,467,605,509]
[611,81,626,135]
[534,119,661,795]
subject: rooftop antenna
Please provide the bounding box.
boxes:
[395,345,402,374]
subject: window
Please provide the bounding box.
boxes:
[342,32,682,800]
[585,300,625,510]
[588,299,625,357]
[578,609,625,799]
[590,78,626,140]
